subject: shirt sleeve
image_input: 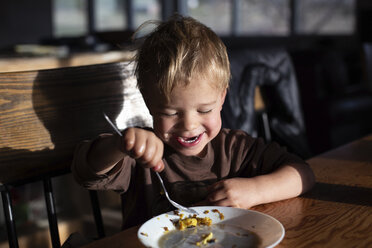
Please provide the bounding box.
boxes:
[250,139,306,176]
[71,133,134,192]
[223,129,306,177]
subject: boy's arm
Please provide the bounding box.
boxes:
[207,162,315,208]
[74,127,165,178]
[86,132,126,174]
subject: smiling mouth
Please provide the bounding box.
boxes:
[176,133,203,147]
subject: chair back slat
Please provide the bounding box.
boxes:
[0,62,141,184]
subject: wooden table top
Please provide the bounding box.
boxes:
[0,50,134,73]
[83,134,372,248]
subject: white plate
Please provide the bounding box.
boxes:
[138,206,285,248]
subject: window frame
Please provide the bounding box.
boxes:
[68,0,356,37]
[53,0,357,51]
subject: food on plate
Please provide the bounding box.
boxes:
[212,209,224,220]
[159,224,261,248]
[173,208,226,231]
[195,232,215,246]
[158,208,260,247]
[177,216,212,230]
[138,206,283,248]
[173,209,213,231]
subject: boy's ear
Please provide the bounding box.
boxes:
[222,89,227,99]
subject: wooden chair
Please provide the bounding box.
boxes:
[0,61,152,247]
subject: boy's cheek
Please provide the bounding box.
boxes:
[154,119,174,134]
[204,116,222,131]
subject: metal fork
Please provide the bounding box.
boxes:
[103,113,198,215]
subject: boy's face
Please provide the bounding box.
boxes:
[145,77,226,157]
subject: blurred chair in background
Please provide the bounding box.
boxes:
[362,43,372,91]
[222,49,311,159]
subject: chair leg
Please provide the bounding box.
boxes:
[1,186,19,248]
[89,190,105,238]
[257,111,272,143]
[43,178,61,248]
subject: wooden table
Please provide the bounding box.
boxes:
[83,134,372,248]
[0,50,134,73]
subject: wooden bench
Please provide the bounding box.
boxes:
[0,61,151,247]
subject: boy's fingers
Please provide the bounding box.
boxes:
[122,127,164,171]
[207,189,226,203]
[145,136,164,171]
[137,138,156,163]
[131,134,148,158]
[210,198,231,207]
[138,136,164,169]
[207,180,224,192]
[123,128,136,152]
[137,149,164,171]
[207,187,234,206]
[152,160,165,172]
[153,141,164,169]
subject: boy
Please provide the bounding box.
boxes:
[72,15,315,229]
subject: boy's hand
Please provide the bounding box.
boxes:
[121,127,164,172]
[206,178,257,209]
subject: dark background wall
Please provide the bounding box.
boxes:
[0,0,53,49]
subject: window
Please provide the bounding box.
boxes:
[95,0,127,31]
[53,0,355,38]
[53,0,87,37]
[295,0,355,34]
[53,0,160,37]
[187,0,231,35]
[133,0,161,28]
[238,0,289,35]
[185,0,355,36]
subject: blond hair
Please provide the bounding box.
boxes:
[135,14,230,102]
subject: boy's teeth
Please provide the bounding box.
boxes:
[179,135,199,143]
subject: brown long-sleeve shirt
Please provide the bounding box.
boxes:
[71,128,305,228]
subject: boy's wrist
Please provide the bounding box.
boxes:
[88,133,125,173]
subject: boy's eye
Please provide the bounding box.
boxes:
[198,109,212,114]
[161,112,177,116]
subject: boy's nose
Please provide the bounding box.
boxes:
[181,113,198,131]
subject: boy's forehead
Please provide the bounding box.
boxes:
[166,84,220,103]
[142,75,225,105]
